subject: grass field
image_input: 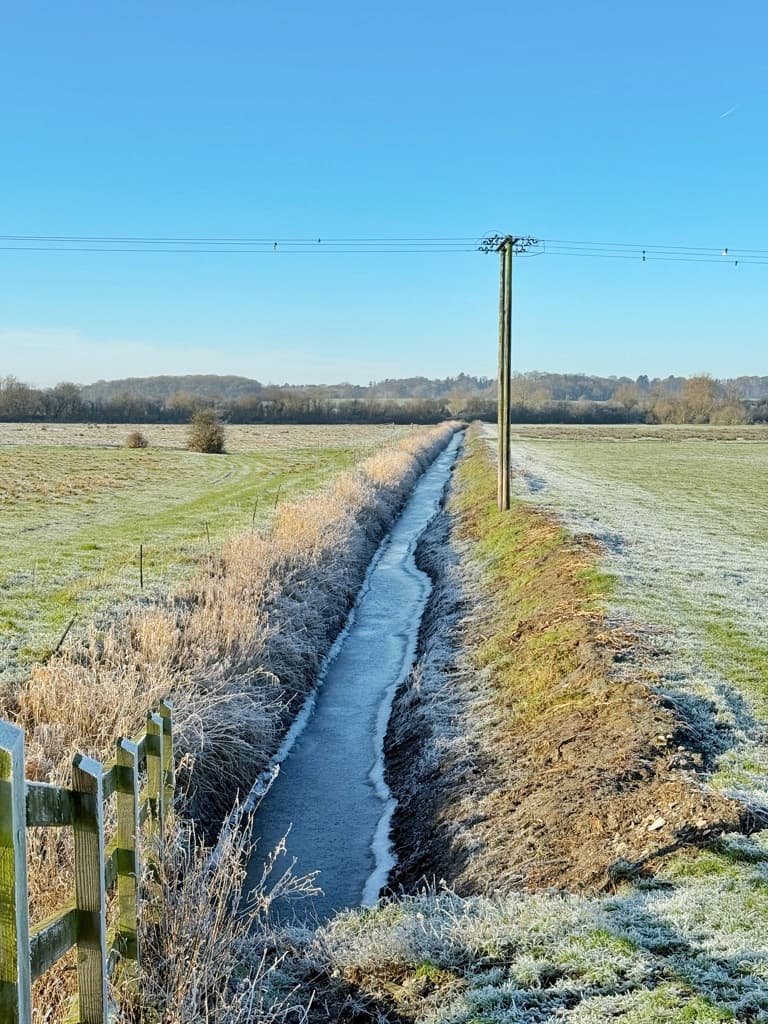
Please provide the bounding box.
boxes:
[282,430,768,1024]
[0,423,411,682]
[508,423,768,443]
[490,425,768,806]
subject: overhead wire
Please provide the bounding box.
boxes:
[0,244,478,254]
[0,233,764,263]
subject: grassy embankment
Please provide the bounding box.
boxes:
[505,432,768,794]
[390,428,741,896]
[276,429,767,1024]
[454,430,612,725]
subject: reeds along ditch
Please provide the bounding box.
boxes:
[3,423,460,938]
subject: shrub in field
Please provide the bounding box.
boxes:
[187,409,226,454]
[124,430,149,449]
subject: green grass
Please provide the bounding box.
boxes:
[701,618,768,715]
[0,430,399,681]
[506,433,768,712]
[513,436,768,544]
[454,432,610,725]
[604,985,735,1023]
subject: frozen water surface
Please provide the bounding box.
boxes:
[245,432,462,921]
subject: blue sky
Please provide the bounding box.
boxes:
[0,1,766,386]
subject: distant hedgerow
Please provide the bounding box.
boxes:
[187,409,225,454]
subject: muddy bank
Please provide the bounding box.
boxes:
[385,431,748,895]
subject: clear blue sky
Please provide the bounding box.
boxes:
[1,1,766,386]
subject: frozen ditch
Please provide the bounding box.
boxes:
[245,431,463,921]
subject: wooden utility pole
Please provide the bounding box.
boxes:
[499,238,512,510]
[497,242,506,508]
[481,233,539,511]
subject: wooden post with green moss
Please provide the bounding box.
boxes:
[0,722,32,1024]
[71,754,108,1024]
[115,738,140,979]
[157,701,174,814]
[145,712,165,839]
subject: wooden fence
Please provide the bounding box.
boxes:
[0,701,174,1024]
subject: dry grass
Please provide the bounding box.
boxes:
[116,815,316,1024]
[0,425,408,682]
[0,422,412,451]
[7,421,459,1020]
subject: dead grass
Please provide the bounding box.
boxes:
[0,421,413,451]
[7,421,459,1020]
[116,815,315,1024]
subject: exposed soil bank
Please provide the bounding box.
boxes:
[385,428,748,895]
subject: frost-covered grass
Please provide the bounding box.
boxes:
[507,424,768,443]
[0,421,412,450]
[5,422,458,1020]
[484,428,768,809]
[278,429,768,1024]
[0,424,411,682]
[280,830,768,1021]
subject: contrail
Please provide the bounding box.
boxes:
[720,105,738,119]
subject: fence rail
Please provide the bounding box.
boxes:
[0,701,174,1024]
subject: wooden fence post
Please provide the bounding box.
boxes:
[115,738,140,980]
[157,701,174,813]
[145,713,165,840]
[71,754,107,1024]
[0,722,32,1024]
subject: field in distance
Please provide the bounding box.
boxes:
[508,422,768,442]
[0,422,412,682]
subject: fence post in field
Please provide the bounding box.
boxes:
[146,712,165,840]
[71,753,108,1024]
[115,738,140,982]
[0,722,32,1024]
[157,700,174,813]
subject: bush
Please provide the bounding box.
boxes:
[187,409,225,454]
[124,430,149,449]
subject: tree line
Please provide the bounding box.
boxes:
[0,377,453,424]
[1,373,765,425]
[77,370,768,405]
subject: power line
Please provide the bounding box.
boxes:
[0,234,480,243]
[542,249,768,265]
[0,234,479,250]
[0,235,479,254]
[0,244,478,254]
[542,237,768,256]
[0,232,764,264]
